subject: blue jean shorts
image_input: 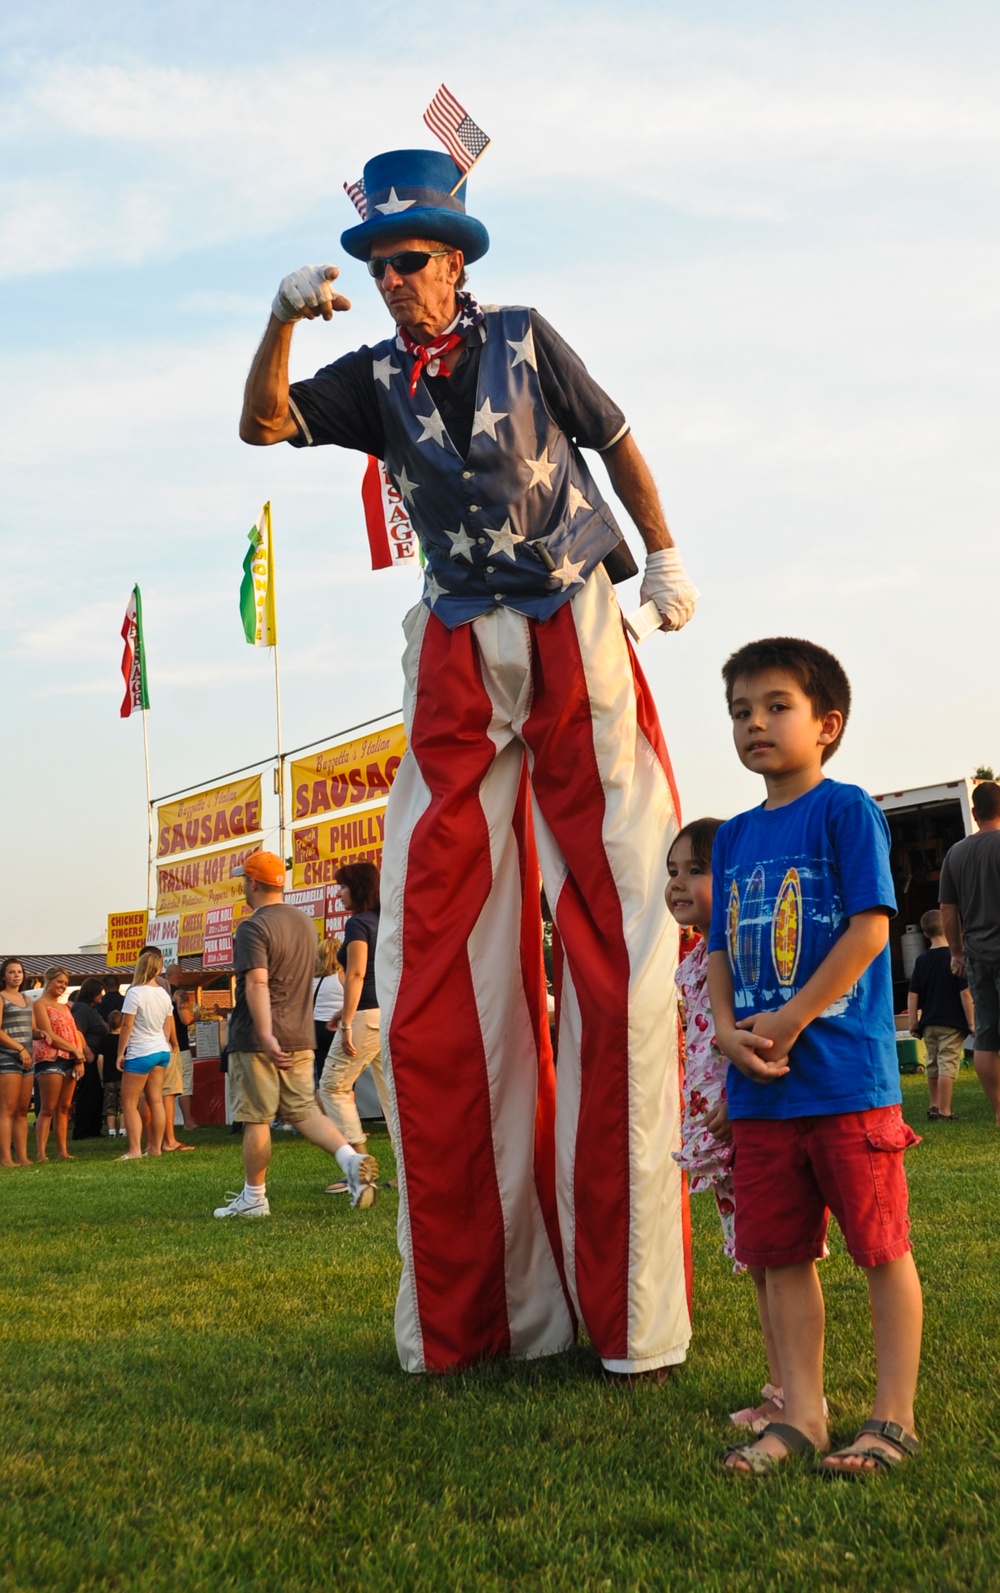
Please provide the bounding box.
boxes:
[34,1058,74,1078]
[122,1051,170,1076]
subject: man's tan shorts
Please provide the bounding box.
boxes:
[163,1050,183,1095]
[228,1049,316,1125]
[922,1025,965,1082]
[178,1048,194,1095]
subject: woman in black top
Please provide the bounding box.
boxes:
[318,863,396,1183]
[71,978,108,1140]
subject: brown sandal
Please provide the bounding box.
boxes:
[820,1419,920,1477]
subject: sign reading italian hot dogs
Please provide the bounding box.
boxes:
[291,804,388,889]
[156,841,261,916]
[156,776,263,859]
[291,724,405,822]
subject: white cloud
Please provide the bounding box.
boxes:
[1,29,998,279]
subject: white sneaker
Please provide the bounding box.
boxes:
[213,1190,270,1219]
[345,1152,379,1209]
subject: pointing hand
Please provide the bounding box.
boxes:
[272,264,352,323]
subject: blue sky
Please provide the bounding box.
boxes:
[3,1,998,949]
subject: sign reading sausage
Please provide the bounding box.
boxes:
[156,776,263,859]
[291,724,405,822]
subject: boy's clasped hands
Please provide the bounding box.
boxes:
[718,1008,797,1082]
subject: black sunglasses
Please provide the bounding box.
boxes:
[367,249,450,280]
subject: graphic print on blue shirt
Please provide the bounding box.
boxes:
[709,780,900,1120]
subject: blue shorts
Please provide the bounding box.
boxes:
[122,1051,170,1076]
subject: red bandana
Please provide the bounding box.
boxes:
[396,324,465,397]
[395,292,485,397]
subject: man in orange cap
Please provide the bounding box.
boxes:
[213,851,379,1215]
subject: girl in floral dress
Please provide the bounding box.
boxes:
[666,818,786,1433]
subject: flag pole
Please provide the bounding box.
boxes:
[141,705,156,912]
[449,145,490,197]
[266,504,287,862]
[273,642,287,863]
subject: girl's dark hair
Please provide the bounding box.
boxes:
[668,817,724,871]
[77,977,105,1005]
[0,957,25,986]
[335,861,380,913]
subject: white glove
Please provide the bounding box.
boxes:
[639,547,700,632]
[272,264,340,323]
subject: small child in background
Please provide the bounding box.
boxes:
[99,1011,124,1137]
[908,908,973,1121]
[667,818,786,1434]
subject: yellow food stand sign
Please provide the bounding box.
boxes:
[291,805,387,889]
[107,911,149,969]
[291,723,405,821]
[156,775,263,859]
[156,841,261,916]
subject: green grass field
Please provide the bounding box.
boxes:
[2,1072,999,1593]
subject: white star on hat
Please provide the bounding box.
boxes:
[415,410,449,448]
[507,329,537,370]
[395,466,419,505]
[374,187,416,215]
[471,397,509,441]
[486,519,524,560]
[552,552,586,589]
[446,524,475,562]
[567,484,592,517]
[373,355,401,388]
[523,448,557,490]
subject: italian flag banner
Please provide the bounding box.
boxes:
[120,585,150,719]
[240,502,278,646]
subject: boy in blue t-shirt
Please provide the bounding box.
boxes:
[707,637,923,1478]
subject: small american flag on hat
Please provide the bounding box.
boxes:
[423,85,490,174]
[343,176,366,219]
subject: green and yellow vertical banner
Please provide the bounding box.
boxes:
[240,501,278,647]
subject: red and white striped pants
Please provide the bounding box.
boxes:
[375,569,692,1373]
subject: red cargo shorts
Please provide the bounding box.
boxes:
[731,1104,920,1270]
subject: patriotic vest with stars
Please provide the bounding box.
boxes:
[370,306,625,629]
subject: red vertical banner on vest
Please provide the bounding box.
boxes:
[361,455,418,569]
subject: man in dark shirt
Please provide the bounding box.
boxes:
[166,970,197,1130]
[212,852,379,1216]
[98,978,125,1020]
[908,909,974,1121]
[940,780,1000,1123]
[238,147,696,1381]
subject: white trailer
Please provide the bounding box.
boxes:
[871,779,977,1009]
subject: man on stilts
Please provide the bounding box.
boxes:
[240,138,700,1379]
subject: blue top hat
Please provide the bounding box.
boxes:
[341,149,489,264]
